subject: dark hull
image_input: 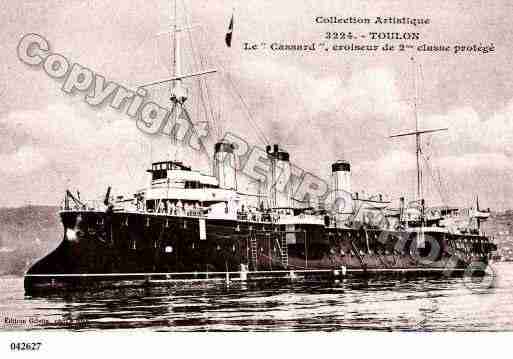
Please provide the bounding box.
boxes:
[24,210,495,293]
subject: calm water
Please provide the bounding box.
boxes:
[1,263,512,332]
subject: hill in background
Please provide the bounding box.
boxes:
[0,206,61,275]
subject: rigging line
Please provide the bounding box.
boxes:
[420,152,449,206]
[194,27,220,139]
[196,51,219,139]
[197,25,270,147]
[436,168,450,205]
[182,0,219,141]
[180,0,218,140]
[226,72,270,146]
[419,63,425,105]
[180,104,209,158]
[419,152,435,197]
[199,51,221,140]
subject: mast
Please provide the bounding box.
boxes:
[173,0,178,76]
[137,0,217,100]
[137,0,217,163]
[170,0,186,105]
[414,62,421,200]
[390,58,448,221]
[476,195,481,231]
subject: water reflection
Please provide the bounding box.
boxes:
[0,263,510,331]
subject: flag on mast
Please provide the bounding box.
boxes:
[225,14,234,47]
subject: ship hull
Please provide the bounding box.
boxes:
[24,210,494,294]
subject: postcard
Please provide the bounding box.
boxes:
[0,0,512,356]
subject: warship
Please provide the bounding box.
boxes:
[25,4,497,293]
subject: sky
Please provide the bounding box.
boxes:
[1,0,512,210]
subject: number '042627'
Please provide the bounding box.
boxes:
[10,342,42,351]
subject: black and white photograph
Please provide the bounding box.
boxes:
[0,0,512,355]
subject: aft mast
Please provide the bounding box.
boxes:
[390,58,447,226]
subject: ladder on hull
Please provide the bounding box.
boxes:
[250,233,258,271]
[279,233,289,269]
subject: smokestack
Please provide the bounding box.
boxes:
[331,160,352,214]
[399,197,405,221]
[331,160,351,194]
[268,144,292,208]
[214,141,236,190]
[275,149,291,208]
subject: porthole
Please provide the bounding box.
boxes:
[165,245,173,253]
